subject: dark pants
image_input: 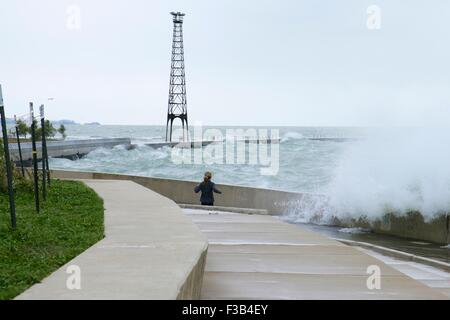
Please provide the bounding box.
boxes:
[201,202,214,206]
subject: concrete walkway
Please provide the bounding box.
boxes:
[183,209,448,299]
[16,180,208,300]
[355,247,450,298]
[14,178,448,300]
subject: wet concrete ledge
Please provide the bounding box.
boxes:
[16,179,208,300]
[179,203,269,215]
[335,239,450,273]
[49,170,450,245]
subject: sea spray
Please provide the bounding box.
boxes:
[283,128,450,224]
[280,194,332,224]
[294,127,450,225]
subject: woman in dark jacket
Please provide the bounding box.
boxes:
[194,171,222,206]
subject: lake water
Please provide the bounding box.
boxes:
[51,125,361,193]
[49,125,450,229]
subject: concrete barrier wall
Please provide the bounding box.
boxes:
[373,213,449,245]
[50,169,450,245]
[9,138,131,161]
[50,169,307,215]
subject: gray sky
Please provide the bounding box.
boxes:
[0,0,449,126]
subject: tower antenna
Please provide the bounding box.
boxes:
[166,11,189,142]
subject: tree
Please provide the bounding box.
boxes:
[16,119,29,138]
[58,124,67,140]
[35,120,56,141]
[44,120,56,138]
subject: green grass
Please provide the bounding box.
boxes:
[0,179,104,299]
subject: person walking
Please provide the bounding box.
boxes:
[194,171,222,206]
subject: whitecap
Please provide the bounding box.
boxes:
[281,131,304,143]
[338,227,371,234]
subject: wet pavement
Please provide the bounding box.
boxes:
[290,222,450,263]
[184,209,447,299]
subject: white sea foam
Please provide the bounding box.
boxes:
[326,128,450,222]
[65,135,95,140]
[282,128,450,224]
[281,131,304,142]
[338,227,371,234]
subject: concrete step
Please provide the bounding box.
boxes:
[183,208,448,300]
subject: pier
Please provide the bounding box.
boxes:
[8,137,279,163]
[145,138,280,149]
[9,138,131,162]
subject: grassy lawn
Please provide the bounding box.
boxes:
[0,179,104,299]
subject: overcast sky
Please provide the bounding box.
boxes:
[0,0,449,126]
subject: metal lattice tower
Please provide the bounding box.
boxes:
[166,11,189,142]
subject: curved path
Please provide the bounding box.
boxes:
[16,180,208,300]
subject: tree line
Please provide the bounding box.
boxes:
[15,120,66,140]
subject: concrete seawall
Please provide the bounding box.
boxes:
[9,138,131,162]
[367,213,449,246]
[49,170,450,245]
[49,169,306,214]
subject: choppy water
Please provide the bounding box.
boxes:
[52,125,362,193]
[49,125,450,227]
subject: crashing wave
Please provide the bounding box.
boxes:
[281,131,304,143]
